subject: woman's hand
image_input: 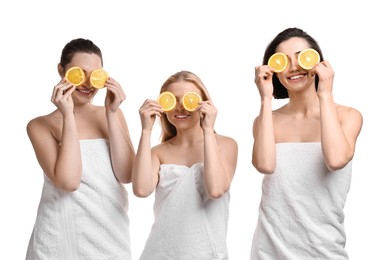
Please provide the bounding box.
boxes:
[139,99,163,131]
[105,77,126,113]
[313,60,335,98]
[254,65,274,99]
[51,79,75,116]
[198,100,217,132]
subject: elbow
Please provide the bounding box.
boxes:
[252,159,275,174]
[325,156,352,172]
[55,179,81,192]
[207,188,227,200]
[132,185,154,198]
[206,181,231,199]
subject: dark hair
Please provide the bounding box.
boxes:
[59,38,103,69]
[263,27,324,99]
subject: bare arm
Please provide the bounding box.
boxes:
[132,99,162,197]
[316,61,363,171]
[203,131,238,199]
[105,78,136,183]
[198,100,238,199]
[252,66,276,174]
[106,108,135,183]
[27,81,82,191]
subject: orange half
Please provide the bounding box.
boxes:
[158,91,177,112]
[298,48,320,70]
[90,68,109,89]
[65,66,85,86]
[268,52,288,73]
[182,92,202,112]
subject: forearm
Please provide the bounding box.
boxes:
[203,130,230,199]
[55,114,82,190]
[107,111,135,183]
[252,98,276,174]
[132,130,156,197]
[319,95,352,170]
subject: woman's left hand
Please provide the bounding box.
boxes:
[198,100,217,131]
[313,60,335,97]
[104,77,126,112]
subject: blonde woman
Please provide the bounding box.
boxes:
[132,71,238,259]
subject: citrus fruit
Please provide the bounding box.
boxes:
[298,48,320,70]
[158,91,177,112]
[267,52,288,73]
[182,91,202,112]
[90,68,109,89]
[65,66,85,86]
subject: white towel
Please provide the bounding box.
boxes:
[251,142,351,260]
[26,139,132,260]
[139,163,230,260]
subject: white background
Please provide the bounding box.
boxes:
[1,1,391,259]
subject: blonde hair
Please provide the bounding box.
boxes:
[159,71,212,142]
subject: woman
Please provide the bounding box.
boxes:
[132,71,238,259]
[251,28,363,259]
[26,38,135,259]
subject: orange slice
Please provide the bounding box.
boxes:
[158,91,177,112]
[268,52,288,73]
[90,68,109,89]
[182,91,202,112]
[298,48,320,70]
[65,66,85,86]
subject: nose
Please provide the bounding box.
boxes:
[287,55,300,71]
[81,73,93,89]
[175,98,185,111]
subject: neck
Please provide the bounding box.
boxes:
[287,91,320,117]
[172,126,204,145]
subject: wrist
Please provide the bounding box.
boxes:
[142,128,153,135]
[203,128,215,135]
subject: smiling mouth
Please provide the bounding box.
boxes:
[77,88,94,95]
[175,115,190,119]
[288,73,306,80]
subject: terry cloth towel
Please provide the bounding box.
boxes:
[139,163,230,260]
[250,142,352,260]
[26,139,131,260]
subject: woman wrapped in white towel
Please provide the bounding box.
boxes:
[251,27,363,260]
[25,38,135,260]
[132,71,238,260]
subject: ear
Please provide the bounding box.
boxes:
[58,63,64,77]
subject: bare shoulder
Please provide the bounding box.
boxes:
[336,104,363,141]
[215,133,238,150]
[27,111,62,142]
[27,112,54,131]
[336,104,363,123]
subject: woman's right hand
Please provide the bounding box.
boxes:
[254,65,274,99]
[139,99,163,131]
[51,79,76,115]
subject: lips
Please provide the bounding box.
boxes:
[174,115,190,119]
[76,88,94,95]
[287,73,307,81]
[287,73,308,80]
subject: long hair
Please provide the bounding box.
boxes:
[159,71,212,142]
[263,27,324,99]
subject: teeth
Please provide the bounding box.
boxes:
[290,75,303,80]
[175,115,188,119]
